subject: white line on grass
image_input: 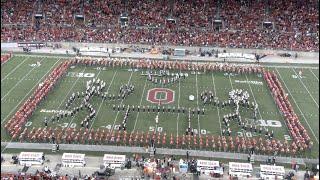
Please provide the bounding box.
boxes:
[110,71,134,133]
[262,75,292,137]
[54,67,88,118]
[66,68,103,129]
[195,72,201,135]
[244,74,263,120]
[1,57,30,82]
[132,76,148,132]
[275,68,319,144]
[309,69,319,81]
[176,70,181,137]
[292,68,319,108]
[211,73,222,136]
[0,59,62,125]
[228,74,234,90]
[88,70,118,130]
[1,58,45,101]
[0,58,62,153]
[228,74,249,139]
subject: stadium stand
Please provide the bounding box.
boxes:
[1,0,318,51]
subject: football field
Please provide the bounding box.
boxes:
[1,55,319,158]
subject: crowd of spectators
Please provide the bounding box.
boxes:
[1,0,318,51]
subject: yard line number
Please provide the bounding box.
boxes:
[67,72,95,78]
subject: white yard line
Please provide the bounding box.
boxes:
[1,58,45,101]
[228,74,247,140]
[88,70,117,130]
[1,57,30,82]
[66,68,103,129]
[262,75,292,136]
[0,59,62,125]
[228,74,234,90]
[195,72,201,134]
[211,73,222,136]
[55,67,88,111]
[309,69,319,81]
[292,68,319,108]
[176,70,181,137]
[110,71,134,133]
[132,77,148,132]
[244,74,263,120]
[275,68,319,144]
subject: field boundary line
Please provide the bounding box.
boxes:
[132,76,148,132]
[66,68,103,129]
[195,72,201,135]
[1,58,45,101]
[1,57,30,82]
[1,58,62,125]
[176,70,181,137]
[1,142,319,164]
[14,54,70,59]
[309,69,319,81]
[291,68,319,108]
[110,71,134,133]
[88,70,117,130]
[211,73,222,136]
[275,68,319,144]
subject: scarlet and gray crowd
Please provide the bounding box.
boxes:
[4,57,312,156]
[1,0,318,51]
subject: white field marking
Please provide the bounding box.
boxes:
[66,68,103,129]
[309,69,319,81]
[15,54,70,59]
[176,70,181,137]
[132,76,148,132]
[0,58,62,154]
[263,86,291,134]
[292,68,319,108]
[228,74,234,90]
[276,68,319,144]
[110,71,134,133]
[1,58,45,101]
[1,57,30,82]
[195,72,201,134]
[244,74,263,120]
[228,74,247,140]
[211,73,222,136]
[263,65,318,69]
[55,67,88,113]
[248,74,291,135]
[0,58,62,125]
[88,70,117,130]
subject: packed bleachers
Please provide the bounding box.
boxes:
[1,0,318,51]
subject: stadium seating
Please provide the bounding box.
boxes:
[1,0,318,51]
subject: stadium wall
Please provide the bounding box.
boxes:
[1,42,318,59]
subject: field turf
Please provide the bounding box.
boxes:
[1,55,319,158]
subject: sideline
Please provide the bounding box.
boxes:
[1,142,318,165]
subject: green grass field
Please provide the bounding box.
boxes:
[1,55,319,158]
